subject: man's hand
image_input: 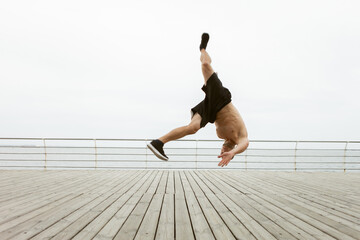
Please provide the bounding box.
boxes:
[217,151,235,167]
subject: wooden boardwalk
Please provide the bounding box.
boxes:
[0,170,359,240]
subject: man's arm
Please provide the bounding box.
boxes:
[231,137,249,155]
[218,137,249,167]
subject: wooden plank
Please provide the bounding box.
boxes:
[222,172,350,240]
[31,171,138,240]
[269,195,360,239]
[166,170,174,194]
[175,193,195,240]
[0,193,84,240]
[247,193,337,240]
[236,172,360,235]
[189,171,256,239]
[0,171,91,203]
[47,171,147,240]
[0,171,94,208]
[179,171,215,240]
[155,193,174,240]
[0,170,64,191]
[237,193,318,240]
[295,193,360,221]
[216,171,358,240]
[68,171,157,240]
[0,171,126,226]
[174,171,194,240]
[134,193,164,239]
[174,171,183,194]
[184,171,235,240]
[287,194,360,227]
[275,172,359,195]
[261,173,360,213]
[156,171,168,194]
[0,171,121,237]
[247,172,360,210]
[92,190,148,239]
[147,171,163,194]
[220,173,337,240]
[89,171,159,240]
[113,193,154,240]
[202,171,296,240]
[3,171,137,240]
[199,171,278,240]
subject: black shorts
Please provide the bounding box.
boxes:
[191,72,232,128]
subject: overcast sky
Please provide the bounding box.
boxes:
[1,0,359,141]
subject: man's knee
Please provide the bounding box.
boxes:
[186,124,200,134]
[202,62,212,71]
[202,63,214,81]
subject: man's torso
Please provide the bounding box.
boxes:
[215,102,248,144]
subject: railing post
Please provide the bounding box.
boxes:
[343,141,348,173]
[43,138,47,170]
[294,141,298,172]
[94,139,97,170]
[195,139,198,170]
[145,139,148,169]
[245,148,247,171]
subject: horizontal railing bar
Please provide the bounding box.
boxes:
[1,153,359,158]
[248,156,360,158]
[1,159,359,164]
[0,166,244,169]
[0,138,217,141]
[250,140,360,143]
[2,146,360,152]
[0,160,223,163]
[2,166,358,171]
[0,137,360,143]
[1,151,360,156]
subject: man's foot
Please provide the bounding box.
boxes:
[200,33,210,51]
[147,139,169,161]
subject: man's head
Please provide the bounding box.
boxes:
[221,140,235,154]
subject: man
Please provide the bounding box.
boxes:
[147,33,249,167]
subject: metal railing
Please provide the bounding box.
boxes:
[0,138,359,171]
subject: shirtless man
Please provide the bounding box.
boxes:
[147,33,249,167]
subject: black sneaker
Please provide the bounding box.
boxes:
[147,139,169,161]
[200,33,210,51]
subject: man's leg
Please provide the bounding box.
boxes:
[199,33,214,84]
[201,49,215,85]
[159,113,201,144]
[147,114,201,160]
[148,33,211,160]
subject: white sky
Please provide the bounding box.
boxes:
[0,0,359,141]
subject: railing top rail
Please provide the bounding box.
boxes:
[0,138,359,143]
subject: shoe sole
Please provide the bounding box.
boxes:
[147,143,169,161]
